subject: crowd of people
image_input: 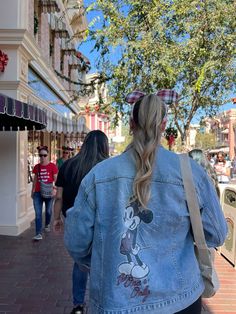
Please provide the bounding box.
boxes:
[30,93,228,314]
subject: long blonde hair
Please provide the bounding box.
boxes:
[130,94,167,209]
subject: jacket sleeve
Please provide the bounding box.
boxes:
[64,181,95,267]
[196,173,228,248]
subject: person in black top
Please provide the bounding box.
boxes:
[53,130,109,314]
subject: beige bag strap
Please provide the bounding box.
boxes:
[179,153,211,265]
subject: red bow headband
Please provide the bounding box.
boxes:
[125,89,179,124]
[125,89,179,105]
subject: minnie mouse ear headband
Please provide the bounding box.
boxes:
[125,89,179,124]
[125,89,179,106]
[37,145,48,152]
[62,146,74,151]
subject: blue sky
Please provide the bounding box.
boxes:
[79,1,236,119]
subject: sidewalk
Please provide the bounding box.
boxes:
[0,223,75,314]
[0,223,236,314]
[202,252,236,314]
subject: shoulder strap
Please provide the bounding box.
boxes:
[179,154,211,264]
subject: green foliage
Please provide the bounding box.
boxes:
[86,0,236,142]
[195,132,216,150]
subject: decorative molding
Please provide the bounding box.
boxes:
[0,80,21,89]
[20,55,28,82]
[0,28,82,115]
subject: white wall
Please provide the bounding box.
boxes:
[0,132,17,225]
[0,131,32,235]
[0,0,29,29]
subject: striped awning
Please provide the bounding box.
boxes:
[0,94,47,131]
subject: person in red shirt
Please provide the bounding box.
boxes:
[31,146,58,241]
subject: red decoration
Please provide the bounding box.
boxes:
[165,127,178,151]
[94,104,100,111]
[0,50,9,73]
[167,134,175,149]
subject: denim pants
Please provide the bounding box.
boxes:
[33,192,53,235]
[72,262,88,306]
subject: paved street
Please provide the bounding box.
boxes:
[0,222,236,314]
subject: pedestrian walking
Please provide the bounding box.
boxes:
[31,146,58,241]
[53,130,109,314]
[64,93,227,314]
[214,151,230,183]
[57,146,72,169]
[188,149,220,197]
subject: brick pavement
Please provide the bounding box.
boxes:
[0,223,75,314]
[0,223,236,314]
[202,252,236,314]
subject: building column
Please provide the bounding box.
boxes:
[0,131,33,235]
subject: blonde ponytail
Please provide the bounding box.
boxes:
[131,94,166,209]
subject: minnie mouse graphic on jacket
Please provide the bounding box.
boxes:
[119,197,153,279]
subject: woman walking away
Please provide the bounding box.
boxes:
[64,93,227,314]
[53,130,109,314]
[31,146,58,241]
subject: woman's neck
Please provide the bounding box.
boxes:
[40,161,49,166]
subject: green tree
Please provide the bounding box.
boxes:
[195,132,216,150]
[85,0,236,144]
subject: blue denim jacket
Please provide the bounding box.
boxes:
[64,146,227,314]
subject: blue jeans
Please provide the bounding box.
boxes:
[33,192,53,235]
[72,262,88,306]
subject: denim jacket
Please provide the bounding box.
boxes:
[64,146,227,314]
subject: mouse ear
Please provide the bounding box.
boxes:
[139,210,153,223]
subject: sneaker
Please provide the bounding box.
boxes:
[33,234,42,241]
[45,225,51,232]
[70,305,84,314]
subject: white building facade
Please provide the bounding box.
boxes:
[0,0,88,235]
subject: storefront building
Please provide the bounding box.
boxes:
[205,109,236,160]
[0,0,89,235]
